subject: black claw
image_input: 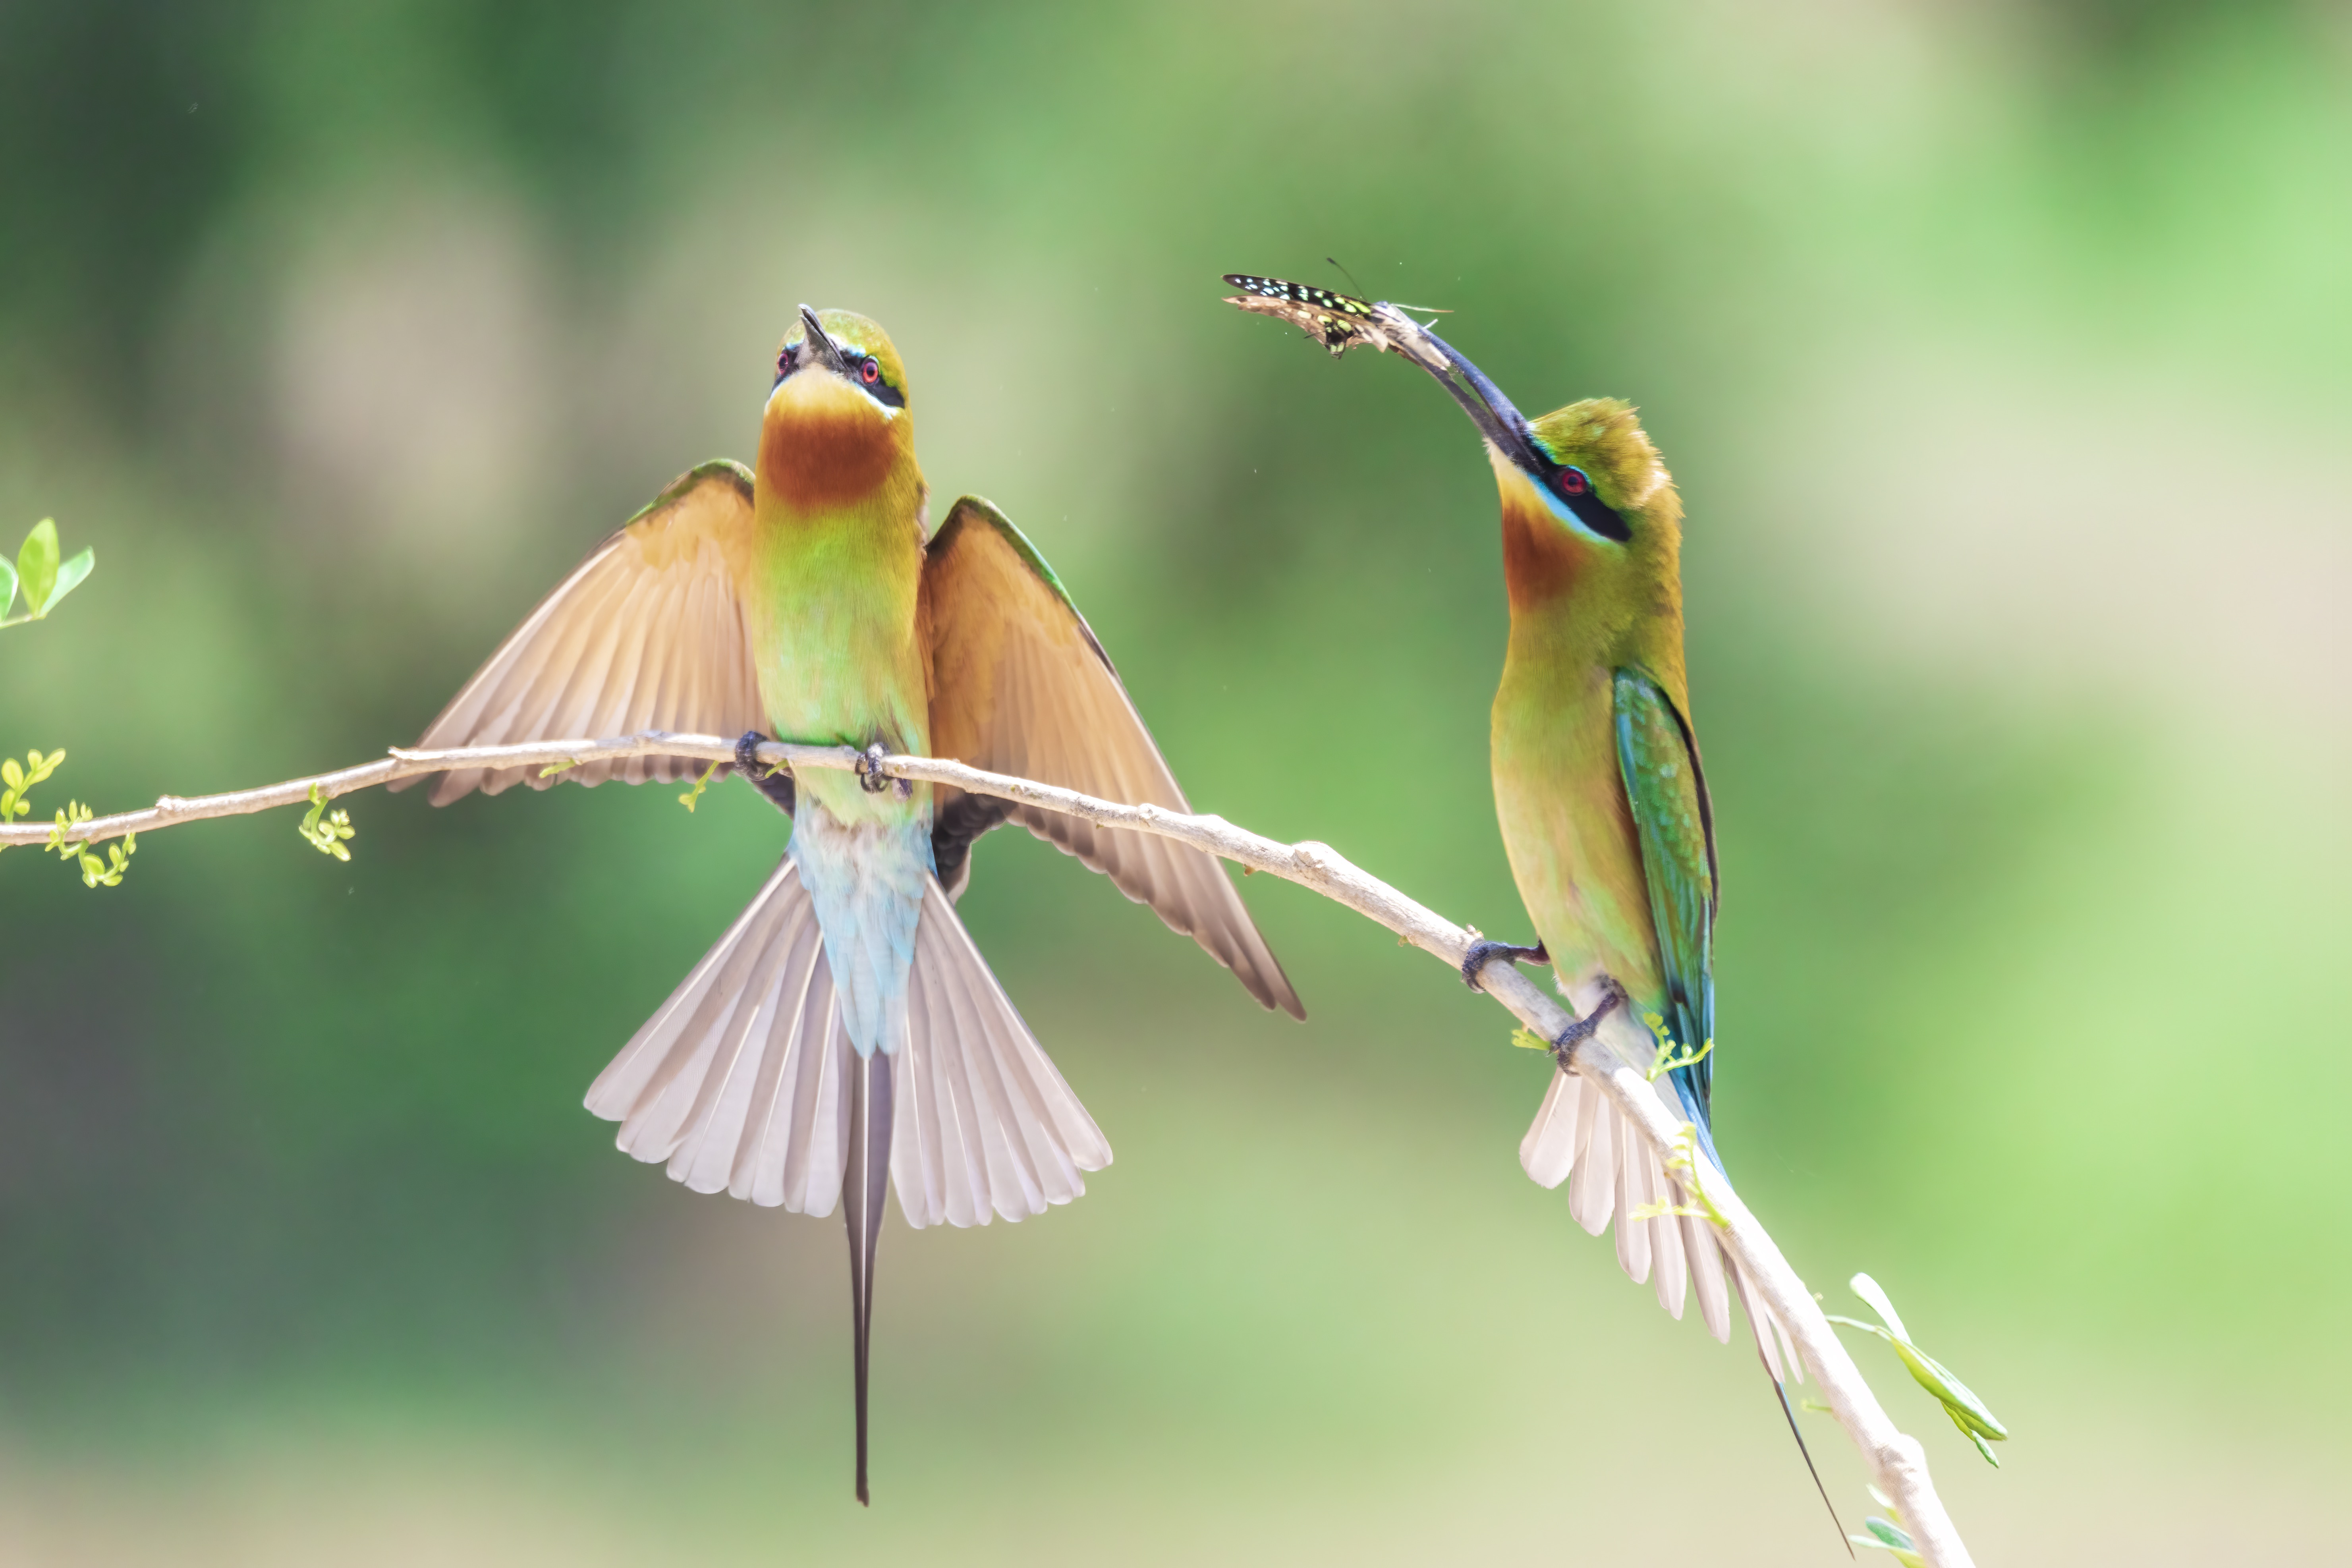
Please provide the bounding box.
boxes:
[856,742,892,795]
[1461,937,1549,991]
[1549,974,1630,1067]
[735,731,796,815]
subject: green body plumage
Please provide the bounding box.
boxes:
[750,310,932,834]
[1486,400,1717,1126]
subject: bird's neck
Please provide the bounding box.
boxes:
[1496,481,1690,706]
[757,370,921,513]
[745,421,932,792]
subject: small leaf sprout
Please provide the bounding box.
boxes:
[40,798,135,888]
[1640,1010,1714,1083]
[0,748,66,830]
[1849,1485,1927,1566]
[678,759,723,812]
[1628,1120,1727,1227]
[0,519,96,628]
[298,784,356,860]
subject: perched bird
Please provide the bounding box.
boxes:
[1224,276,1834,1528]
[396,305,1302,1503]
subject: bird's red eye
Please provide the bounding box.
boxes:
[860,357,880,385]
[1556,467,1589,496]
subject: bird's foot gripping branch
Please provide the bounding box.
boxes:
[1458,935,1547,991]
[0,727,1985,1568]
[1545,973,1626,1063]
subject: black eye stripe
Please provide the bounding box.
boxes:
[851,353,904,408]
[1547,463,1631,541]
[770,340,906,407]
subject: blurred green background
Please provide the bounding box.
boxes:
[2,0,2346,1560]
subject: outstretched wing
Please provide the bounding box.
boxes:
[922,496,1303,1018]
[1612,668,1719,1135]
[394,461,766,804]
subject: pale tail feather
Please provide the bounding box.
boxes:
[1516,1033,1829,1533]
[1518,1053,1806,1369]
[892,874,1112,1229]
[584,858,853,1217]
[583,859,1109,1232]
[1519,1050,1737,1340]
[1518,1066,1580,1188]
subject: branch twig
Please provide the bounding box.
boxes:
[0,728,1974,1566]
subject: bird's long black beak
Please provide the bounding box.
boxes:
[798,302,848,376]
[1387,316,1630,539]
[1400,326,1555,482]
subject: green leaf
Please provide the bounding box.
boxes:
[44,546,93,612]
[18,519,58,617]
[1865,1516,1917,1550]
[1950,1404,2001,1466]
[1848,1514,1926,1567]
[1889,1335,2006,1441]
[1850,1273,1913,1342]
[1828,1273,2010,1458]
[0,550,16,619]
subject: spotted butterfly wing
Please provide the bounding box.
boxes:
[1222,274,1392,358]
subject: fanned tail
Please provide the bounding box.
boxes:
[1520,994,1837,1542]
[1520,1060,1734,1334]
[584,857,854,1213]
[582,856,1112,1505]
[891,874,1112,1228]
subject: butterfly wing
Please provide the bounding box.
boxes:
[1222,274,1392,357]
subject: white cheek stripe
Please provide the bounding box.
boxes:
[762,377,905,423]
[1491,446,1622,545]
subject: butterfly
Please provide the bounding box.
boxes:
[1222,273,1419,359]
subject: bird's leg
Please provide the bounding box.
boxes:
[1461,936,1549,991]
[1549,974,1630,1070]
[855,741,894,795]
[734,732,796,816]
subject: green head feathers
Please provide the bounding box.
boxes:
[775,305,911,409]
[1528,399,1675,525]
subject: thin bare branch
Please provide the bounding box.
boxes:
[0,727,1972,1566]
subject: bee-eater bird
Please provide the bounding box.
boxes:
[1223,276,1833,1526]
[395,305,1302,1504]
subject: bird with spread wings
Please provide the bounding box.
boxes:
[396,307,1299,1502]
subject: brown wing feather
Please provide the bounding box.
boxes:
[923,496,1303,1018]
[394,461,765,804]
